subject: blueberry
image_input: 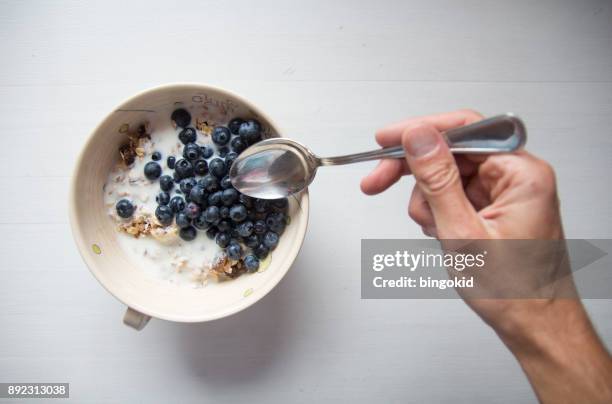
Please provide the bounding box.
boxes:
[174,159,194,179]
[204,205,220,223]
[253,243,269,259]
[238,194,254,208]
[189,185,207,204]
[225,152,238,169]
[193,213,209,230]
[155,205,174,226]
[211,126,231,146]
[226,242,242,260]
[209,158,226,178]
[230,137,246,153]
[206,226,219,240]
[184,202,201,219]
[175,212,191,228]
[238,119,262,144]
[217,219,232,232]
[152,151,162,161]
[266,212,285,227]
[179,177,197,194]
[263,231,279,249]
[266,212,286,234]
[221,188,238,206]
[254,219,267,234]
[269,221,285,234]
[169,196,186,213]
[228,117,245,135]
[218,146,229,158]
[270,198,288,212]
[200,145,214,159]
[193,159,208,176]
[115,199,134,218]
[159,175,174,192]
[156,192,170,205]
[243,254,260,272]
[244,234,259,249]
[220,206,230,218]
[144,161,162,180]
[254,198,268,213]
[200,175,219,192]
[220,175,233,189]
[171,108,191,128]
[167,156,176,169]
[249,209,265,221]
[229,204,248,222]
[246,209,255,220]
[208,191,222,206]
[215,232,231,248]
[183,143,201,160]
[179,226,197,241]
[178,127,197,144]
[173,171,182,183]
[236,221,254,237]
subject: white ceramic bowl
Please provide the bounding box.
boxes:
[69,83,309,330]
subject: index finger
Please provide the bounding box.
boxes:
[375,109,485,147]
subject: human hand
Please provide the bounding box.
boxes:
[362,109,571,318]
[361,109,612,403]
[360,109,563,241]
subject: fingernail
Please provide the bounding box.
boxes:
[404,127,439,157]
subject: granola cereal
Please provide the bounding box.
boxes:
[104,108,287,288]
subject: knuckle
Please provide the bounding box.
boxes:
[417,161,461,195]
[407,202,420,221]
[540,161,556,182]
[408,201,431,225]
[530,160,557,196]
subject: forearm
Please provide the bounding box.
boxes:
[496,300,612,403]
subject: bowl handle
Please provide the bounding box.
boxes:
[123,307,151,330]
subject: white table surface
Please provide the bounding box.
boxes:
[1,0,611,403]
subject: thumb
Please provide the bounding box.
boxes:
[402,123,484,238]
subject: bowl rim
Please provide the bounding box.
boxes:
[68,82,310,323]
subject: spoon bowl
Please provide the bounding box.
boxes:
[229,138,318,199]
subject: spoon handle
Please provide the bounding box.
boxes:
[319,113,527,166]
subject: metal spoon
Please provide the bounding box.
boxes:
[230,113,527,199]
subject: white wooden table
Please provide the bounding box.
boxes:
[1,0,611,402]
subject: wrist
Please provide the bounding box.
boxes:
[493,299,612,403]
[494,299,588,354]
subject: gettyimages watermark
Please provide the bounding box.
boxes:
[361,239,611,299]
